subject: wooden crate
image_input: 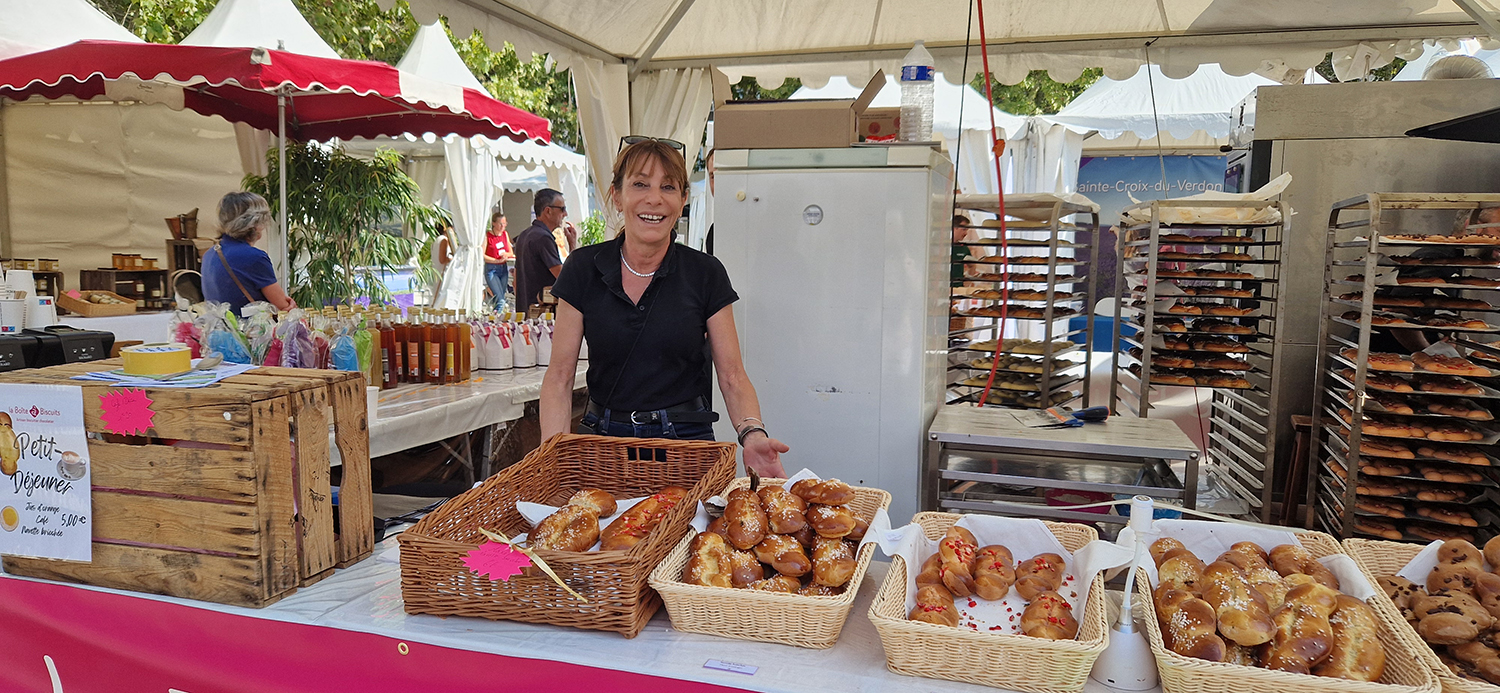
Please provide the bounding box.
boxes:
[0,360,373,607]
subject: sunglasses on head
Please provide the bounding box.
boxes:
[619,135,685,153]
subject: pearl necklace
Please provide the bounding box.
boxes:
[621,255,657,278]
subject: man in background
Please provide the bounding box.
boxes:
[514,188,578,315]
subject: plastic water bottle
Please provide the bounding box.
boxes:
[900,40,935,142]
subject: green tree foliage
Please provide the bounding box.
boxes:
[1314,54,1408,82]
[245,143,448,306]
[729,76,803,101]
[90,0,579,148]
[971,69,1102,116]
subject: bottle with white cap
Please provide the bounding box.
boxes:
[899,40,936,142]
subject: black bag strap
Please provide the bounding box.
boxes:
[213,242,257,304]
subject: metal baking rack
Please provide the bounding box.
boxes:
[950,196,1100,409]
[1308,192,1500,542]
[1109,198,1287,522]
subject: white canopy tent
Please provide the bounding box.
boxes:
[0,0,245,279]
[344,21,589,312]
[181,0,341,59]
[1048,63,1278,154]
[384,0,1500,226]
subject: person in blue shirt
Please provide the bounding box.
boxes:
[200,192,297,315]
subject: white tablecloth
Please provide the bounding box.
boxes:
[0,533,1141,693]
[368,363,586,457]
[58,311,176,344]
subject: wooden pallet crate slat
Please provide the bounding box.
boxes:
[330,376,373,566]
[2,543,272,608]
[89,441,257,503]
[92,491,260,555]
[291,387,337,584]
[251,397,299,600]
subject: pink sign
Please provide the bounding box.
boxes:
[98,389,154,436]
[0,577,746,693]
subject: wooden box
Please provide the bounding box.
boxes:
[0,361,373,607]
[56,290,136,317]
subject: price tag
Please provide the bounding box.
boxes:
[703,659,758,676]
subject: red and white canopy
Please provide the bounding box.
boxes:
[0,40,551,143]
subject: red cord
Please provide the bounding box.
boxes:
[974,0,1011,408]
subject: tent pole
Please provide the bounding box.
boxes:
[0,102,10,260]
[278,91,288,283]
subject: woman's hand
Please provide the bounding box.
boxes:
[742,431,789,478]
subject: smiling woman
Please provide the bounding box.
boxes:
[539,139,790,477]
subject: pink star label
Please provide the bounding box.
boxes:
[462,541,532,582]
[98,389,156,435]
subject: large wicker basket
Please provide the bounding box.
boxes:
[398,433,737,637]
[647,477,891,649]
[1137,530,1438,693]
[1345,538,1497,693]
[866,512,1107,693]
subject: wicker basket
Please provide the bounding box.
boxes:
[647,477,892,649]
[398,433,737,637]
[1345,538,1497,693]
[866,512,1107,693]
[1137,531,1438,693]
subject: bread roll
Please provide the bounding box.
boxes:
[1485,535,1500,572]
[1015,553,1065,601]
[790,478,856,505]
[806,503,857,538]
[1475,570,1500,621]
[748,575,801,593]
[599,486,688,551]
[937,527,980,597]
[566,488,617,517]
[846,515,870,542]
[1262,581,1339,674]
[1414,590,1493,643]
[1218,544,1289,610]
[1225,642,1260,667]
[530,504,600,552]
[972,545,1015,601]
[1151,537,1189,566]
[909,583,959,626]
[812,535,857,587]
[1157,547,1206,595]
[706,515,728,538]
[757,484,808,534]
[753,534,812,577]
[1267,544,1340,590]
[1450,641,1500,684]
[1312,595,1386,682]
[727,548,765,588]
[914,553,944,590]
[682,531,733,588]
[1153,585,1226,661]
[799,581,844,597]
[723,487,769,550]
[1200,560,1275,646]
[1021,590,1078,639]
[789,525,816,548]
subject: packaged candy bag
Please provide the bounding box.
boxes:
[278,311,317,369]
[330,322,360,372]
[535,319,553,366]
[240,302,277,365]
[201,302,252,364]
[490,321,513,370]
[171,309,204,358]
[472,322,489,371]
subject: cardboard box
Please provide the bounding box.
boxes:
[858,107,901,142]
[711,69,884,149]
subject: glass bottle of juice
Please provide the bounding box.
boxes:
[443,310,459,384]
[458,310,473,381]
[425,311,443,383]
[407,311,424,384]
[379,312,398,390]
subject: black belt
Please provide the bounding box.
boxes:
[587,396,720,424]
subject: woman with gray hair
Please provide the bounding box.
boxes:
[201,191,297,315]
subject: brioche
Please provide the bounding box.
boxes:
[1262,581,1339,674]
[1201,560,1275,646]
[1311,595,1386,681]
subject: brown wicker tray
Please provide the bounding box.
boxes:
[1137,530,1438,693]
[398,433,737,637]
[867,512,1106,693]
[1345,537,1499,693]
[648,477,891,649]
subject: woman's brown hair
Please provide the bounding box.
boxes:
[610,139,688,195]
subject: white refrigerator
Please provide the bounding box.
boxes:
[712,146,953,524]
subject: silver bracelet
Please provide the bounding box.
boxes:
[736,425,767,445]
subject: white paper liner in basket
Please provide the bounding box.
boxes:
[871,512,1087,636]
[1395,538,1480,583]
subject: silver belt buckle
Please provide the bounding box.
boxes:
[630,410,653,425]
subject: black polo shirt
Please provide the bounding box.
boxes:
[551,235,738,412]
[514,220,562,313]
